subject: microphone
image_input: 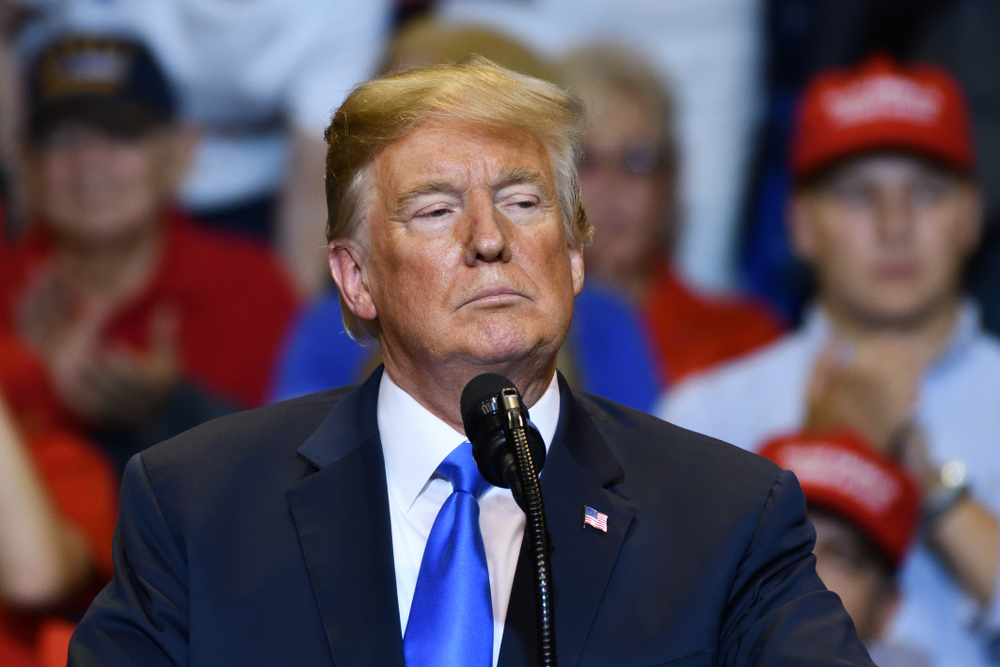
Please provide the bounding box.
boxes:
[461,373,557,667]
[461,373,546,509]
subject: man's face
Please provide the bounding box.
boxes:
[791,154,980,327]
[810,510,897,643]
[32,122,187,245]
[578,92,668,288]
[354,120,583,372]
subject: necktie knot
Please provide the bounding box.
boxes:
[437,442,491,499]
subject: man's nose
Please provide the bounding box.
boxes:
[69,139,118,174]
[463,195,512,266]
[875,188,913,245]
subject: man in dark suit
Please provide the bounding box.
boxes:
[69,57,874,666]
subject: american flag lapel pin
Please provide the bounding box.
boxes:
[583,506,608,533]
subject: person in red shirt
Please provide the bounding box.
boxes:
[0,333,118,667]
[558,45,783,386]
[3,34,298,470]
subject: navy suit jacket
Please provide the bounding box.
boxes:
[69,368,874,666]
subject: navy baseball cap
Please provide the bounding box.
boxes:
[27,34,176,143]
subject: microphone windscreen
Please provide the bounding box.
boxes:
[461,373,517,439]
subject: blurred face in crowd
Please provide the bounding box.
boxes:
[578,91,670,298]
[791,153,981,328]
[337,119,584,375]
[30,121,192,247]
[809,509,898,644]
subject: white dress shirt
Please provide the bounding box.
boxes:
[378,371,560,667]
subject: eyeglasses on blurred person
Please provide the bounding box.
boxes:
[559,45,784,389]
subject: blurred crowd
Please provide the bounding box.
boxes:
[0,1,998,666]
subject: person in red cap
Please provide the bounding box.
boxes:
[661,55,1000,667]
[761,431,925,666]
[1,33,299,472]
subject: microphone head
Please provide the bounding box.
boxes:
[461,372,546,499]
[461,373,518,441]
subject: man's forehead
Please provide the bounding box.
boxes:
[810,510,870,552]
[395,167,552,198]
[374,120,555,191]
[821,152,964,185]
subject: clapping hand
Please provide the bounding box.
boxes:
[804,334,930,454]
[20,270,181,428]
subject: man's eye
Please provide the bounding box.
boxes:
[504,197,537,210]
[831,182,874,206]
[418,207,450,219]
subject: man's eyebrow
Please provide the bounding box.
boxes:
[391,169,554,218]
[392,180,464,218]
[493,168,554,199]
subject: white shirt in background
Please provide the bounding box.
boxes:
[377,370,560,667]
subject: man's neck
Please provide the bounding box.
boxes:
[54,221,165,309]
[380,348,558,435]
[595,249,665,305]
[823,297,963,363]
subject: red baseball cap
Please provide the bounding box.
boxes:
[760,430,921,569]
[790,54,975,182]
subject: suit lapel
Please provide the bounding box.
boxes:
[286,367,406,667]
[499,377,637,667]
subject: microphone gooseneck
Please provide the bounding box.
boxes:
[462,373,556,667]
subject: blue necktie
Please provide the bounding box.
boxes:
[404,442,494,667]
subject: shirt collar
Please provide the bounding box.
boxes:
[928,299,981,377]
[803,299,983,376]
[378,370,560,514]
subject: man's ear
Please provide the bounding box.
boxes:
[788,190,819,263]
[569,243,585,297]
[329,241,378,322]
[959,184,985,257]
[22,148,43,215]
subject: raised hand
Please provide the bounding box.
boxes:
[804,333,930,453]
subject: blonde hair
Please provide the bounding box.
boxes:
[324,55,590,340]
[382,17,555,81]
[558,44,677,166]
[557,44,680,246]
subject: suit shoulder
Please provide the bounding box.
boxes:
[572,390,795,579]
[571,389,667,430]
[573,389,782,487]
[140,385,358,473]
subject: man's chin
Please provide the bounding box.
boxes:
[851,294,952,330]
[454,321,563,368]
[461,336,541,367]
